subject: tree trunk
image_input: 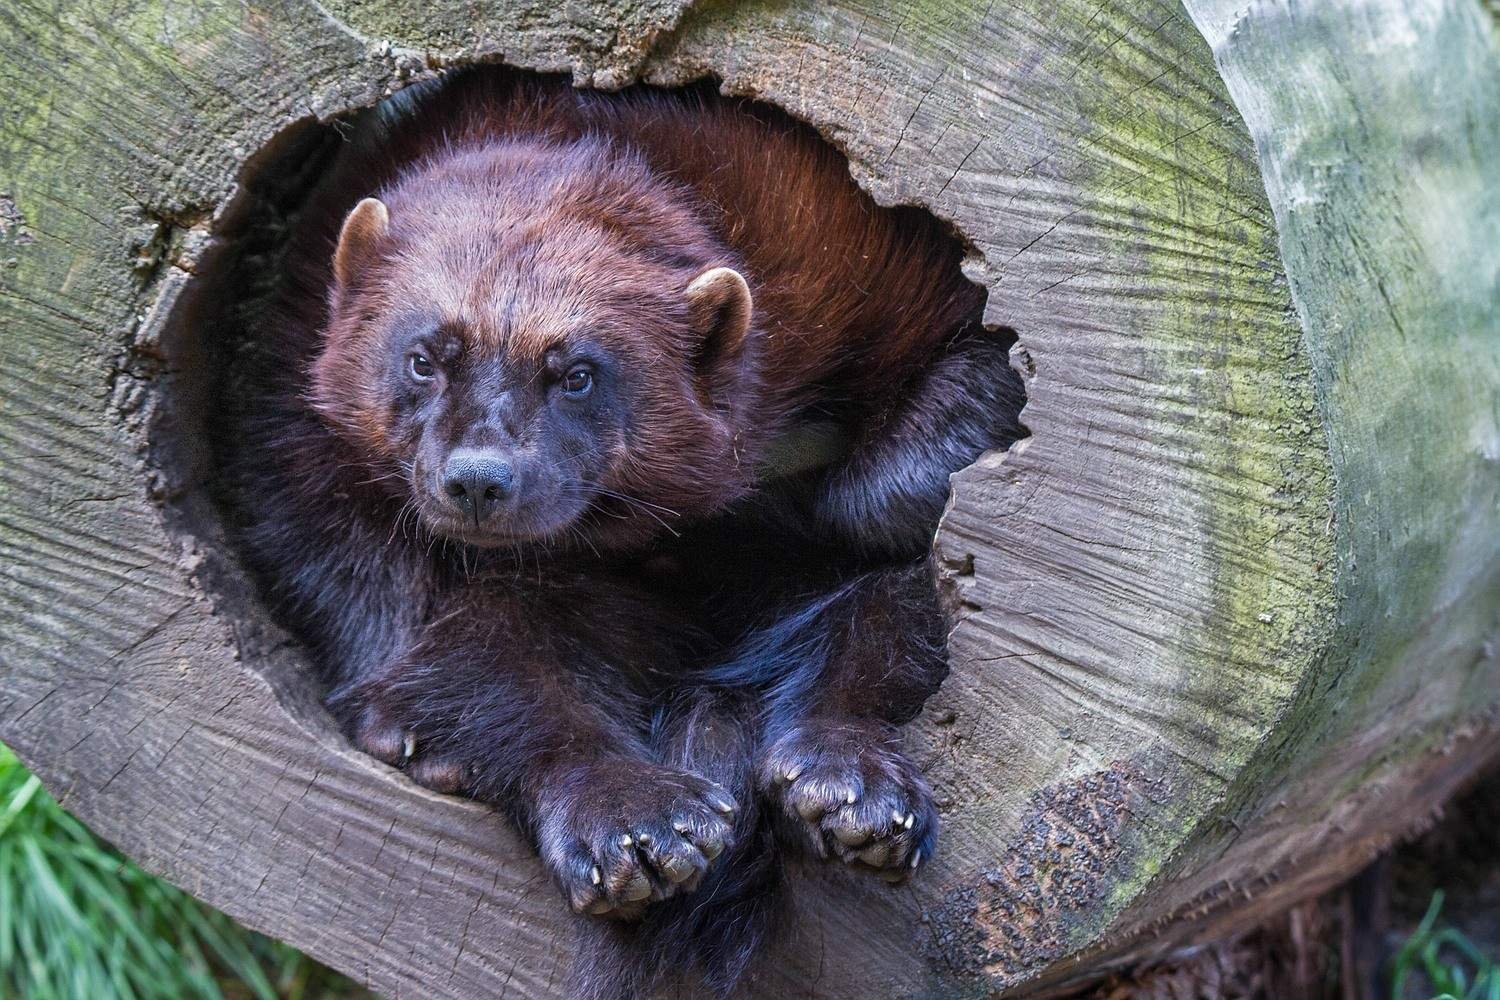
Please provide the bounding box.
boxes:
[0,0,1496,996]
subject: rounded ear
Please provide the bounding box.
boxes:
[333,197,390,288]
[684,266,752,401]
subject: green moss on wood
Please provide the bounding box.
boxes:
[1185,0,1500,797]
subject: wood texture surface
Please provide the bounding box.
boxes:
[0,0,1495,997]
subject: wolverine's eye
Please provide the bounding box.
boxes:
[561,367,593,395]
[408,353,436,381]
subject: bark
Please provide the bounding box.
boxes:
[0,0,1496,996]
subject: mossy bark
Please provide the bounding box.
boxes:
[0,0,1495,996]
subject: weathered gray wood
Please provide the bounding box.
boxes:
[0,0,1495,997]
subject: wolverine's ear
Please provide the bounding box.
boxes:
[685,266,752,400]
[333,197,390,288]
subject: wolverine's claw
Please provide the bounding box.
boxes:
[399,733,417,763]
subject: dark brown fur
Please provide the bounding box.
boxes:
[221,69,1023,998]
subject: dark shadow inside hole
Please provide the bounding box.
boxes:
[173,65,1028,734]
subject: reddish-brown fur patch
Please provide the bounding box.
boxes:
[304,72,983,549]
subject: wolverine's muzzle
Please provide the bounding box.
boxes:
[442,447,517,526]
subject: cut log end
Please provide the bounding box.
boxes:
[0,1,1496,997]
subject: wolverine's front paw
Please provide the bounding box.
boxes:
[346,694,471,795]
[760,718,937,882]
[538,761,738,920]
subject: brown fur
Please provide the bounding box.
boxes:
[222,68,1022,998]
[303,71,983,552]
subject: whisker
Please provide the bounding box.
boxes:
[580,488,681,519]
[354,468,406,488]
[562,484,683,537]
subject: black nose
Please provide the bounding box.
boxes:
[442,450,516,523]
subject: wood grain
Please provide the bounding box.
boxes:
[0,0,1495,996]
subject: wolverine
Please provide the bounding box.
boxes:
[222,69,1023,998]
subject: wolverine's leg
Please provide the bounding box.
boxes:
[717,560,947,880]
[331,574,739,919]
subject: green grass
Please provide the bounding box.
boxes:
[0,743,366,1000]
[1391,891,1500,1000]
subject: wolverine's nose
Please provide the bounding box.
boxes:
[442,449,515,523]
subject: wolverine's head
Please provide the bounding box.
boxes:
[309,139,758,550]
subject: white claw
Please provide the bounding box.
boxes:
[591,865,602,886]
[673,819,691,834]
[784,765,803,782]
[904,813,915,830]
[911,850,922,869]
[845,789,857,805]
[892,808,906,825]
[400,734,416,761]
[619,834,634,849]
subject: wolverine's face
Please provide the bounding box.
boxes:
[369,304,631,547]
[308,146,755,551]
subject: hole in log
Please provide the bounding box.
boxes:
[138,76,1032,984]
[149,66,1028,733]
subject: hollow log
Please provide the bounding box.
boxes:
[1,0,1497,996]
